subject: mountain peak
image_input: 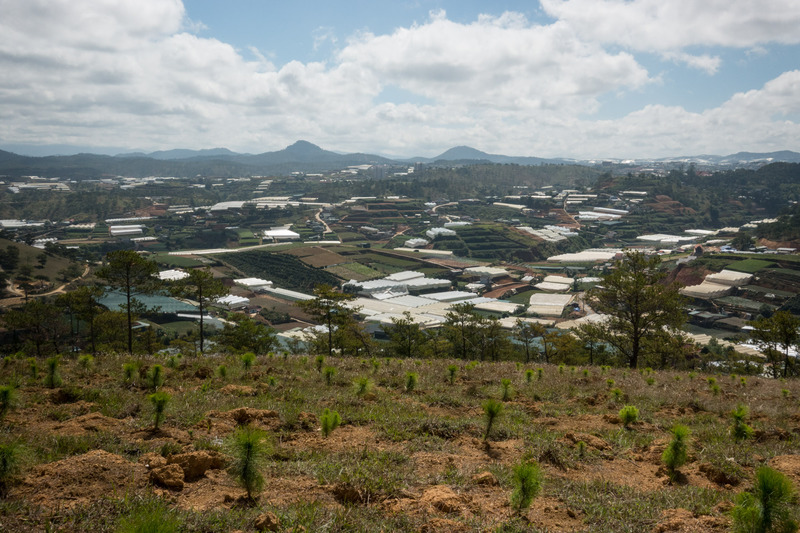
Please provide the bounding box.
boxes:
[285,140,323,153]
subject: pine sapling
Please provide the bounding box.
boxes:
[619,405,639,429]
[525,368,534,383]
[315,354,325,373]
[500,378,513,402]
[44,356,62,389]
[483,399,504,441]
[0,385,16,420]
[731,466,797,533]
[320,408,341,438]
[77,354,94,374]
[148,391,171,431]
[148,364,165,391]
[240,352,256,371]
[353,377,373,398]
[0,441,23,497]
[27,358,38,380]
[537,368,543,380]
[122,361,137,384]
[227,425,268,502]
[510,461,543,515]
[323,366,336,386]
[662,424,690,481]
[731,404,754,441]
[218,364,228,379]
[405,372,419,393]
[448,364,459,384]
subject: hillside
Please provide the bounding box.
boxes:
[0,354,798,531]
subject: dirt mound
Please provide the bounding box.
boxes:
[769,454,800,484]
[202,407,280,434]
[655,508,729,532]
[46,411,129,436]
[12,450,147,509]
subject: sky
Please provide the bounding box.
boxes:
[0,0,799,159]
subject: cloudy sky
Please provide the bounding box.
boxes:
[1,0,799,159]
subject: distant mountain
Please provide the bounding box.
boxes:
[412,145,568,166]
[139,147,242,160]
[1,142,798,179]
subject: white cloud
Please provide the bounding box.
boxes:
[0,1,797,159]
[540,0,800,50]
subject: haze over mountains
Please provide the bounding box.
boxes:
[0,140,799,179]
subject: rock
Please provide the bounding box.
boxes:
[471,471,498,486]
[149,464,185,490]
[254,511,281,532]
[139,452,167,469]
[167,450,225,481]
[420,485,464,514]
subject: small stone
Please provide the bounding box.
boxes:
[139,452,166,469]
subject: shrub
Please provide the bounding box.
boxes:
[44,356,62,389]
[323,366,336,386]
[731,466,797,533]
[619,405,639,429]
[448,364,459,384]
[483,399,504,441]
[148,391,171,430]
[240,352,256,371]
[662,425,690,480]
[320,408,342,438]
[0,385,16,420]
[227,425,268,502]
[510,461,543,515]
[148,364,165,391]
[405,372,419,393]
[353,377,373,398]
[500,378,513,402]
[731,404,754,441]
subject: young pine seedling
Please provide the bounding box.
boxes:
[148,364,165,391]
[448,364,459,385]
[320,408,341,438]
[148,391,171,431]
[662,424,690,481]
[0,385,16,420]
[227,425,268,502]
[525,368,534,383]
[323,366,336,386]
[353,377,373,398]
[44,356,62,389]
[315,354,325,373]
[510,461,542,515]
[730,404,754,441]
[731,466,797,533]
[483,399,504,441]
[500,378,513,402]
[619,405,639,429]
[240,352,256,371]
[405,372,419,393]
